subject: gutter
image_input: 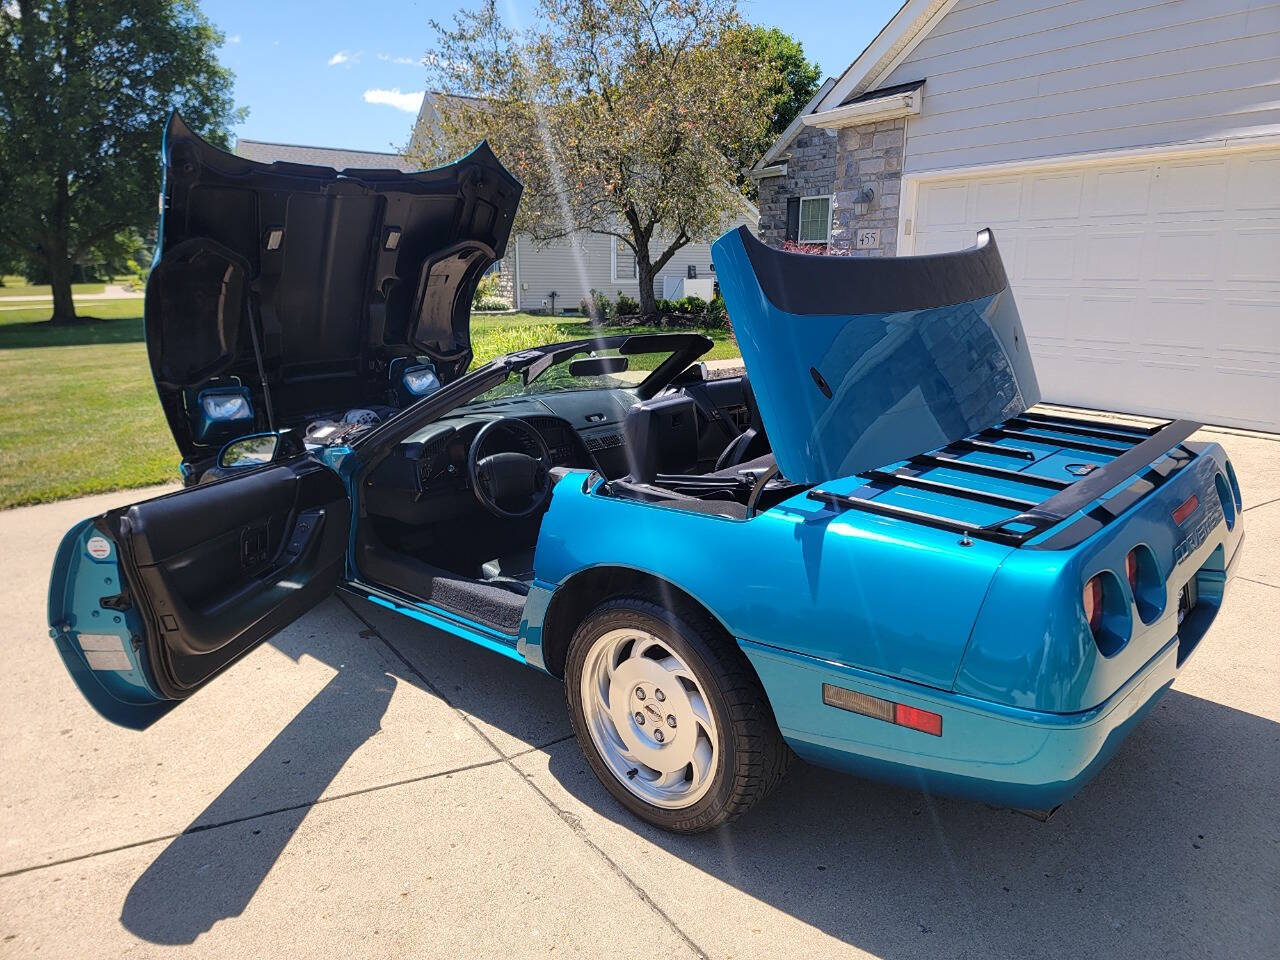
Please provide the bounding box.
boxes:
[803,86,922,130]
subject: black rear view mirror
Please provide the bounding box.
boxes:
[569,356,629,377]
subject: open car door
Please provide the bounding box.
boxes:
[48,458,349,730]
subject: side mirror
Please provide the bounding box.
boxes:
[218,432,280,469]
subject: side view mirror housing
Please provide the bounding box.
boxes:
[216,430,303,470]
[218,432,280,469]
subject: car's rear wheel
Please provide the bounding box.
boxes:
[565,595,789,833]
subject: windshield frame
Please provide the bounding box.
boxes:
[501,332,713,402]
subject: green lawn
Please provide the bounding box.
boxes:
[0,309,739,509]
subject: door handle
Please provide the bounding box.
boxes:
[240,523,270,568]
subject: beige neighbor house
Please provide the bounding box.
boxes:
[751,0,1280,432]
[413,93,758,312]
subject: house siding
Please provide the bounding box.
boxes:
[509,212,753,311]
[881,0,1280,174]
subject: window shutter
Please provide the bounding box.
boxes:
[614,238,637,280]
[785,196,800,242]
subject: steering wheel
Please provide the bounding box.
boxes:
[467,417,554,519]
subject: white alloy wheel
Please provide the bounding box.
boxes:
[578,627,720,809]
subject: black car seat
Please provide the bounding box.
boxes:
[622,394,699,482]
[714,381,770,471]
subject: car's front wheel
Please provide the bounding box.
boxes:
[565,596,789,833]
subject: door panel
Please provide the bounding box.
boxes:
[48,458,350,728]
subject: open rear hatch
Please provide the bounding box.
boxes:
[148,112,521,467]
[712,224,1207,549]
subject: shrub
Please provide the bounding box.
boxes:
[781,240,846,256]
[703,295,728,329]
[677,295,707,318]
[578,288,614,323]
[472,272,508,309]
[615,292,641,316]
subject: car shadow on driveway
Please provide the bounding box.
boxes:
[117,600,1279,957]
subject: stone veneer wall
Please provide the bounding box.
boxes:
[757,127,838,246]
[830,117,906,258]
[757,117,907,259]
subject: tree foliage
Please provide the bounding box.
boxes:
[416,0,779,317]
[728,24,821,193]
[0,0,241,320]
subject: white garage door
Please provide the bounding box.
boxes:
[906,145,1280,432]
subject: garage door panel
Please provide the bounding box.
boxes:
[973,178,1023,223]
[909,145,1280,431]
[1029,173,1083,220]
[1226,226,1280,282]
[1017,292,1070,354]
[1022,235,1076,280]
[1077,295,1140,346]
[917,183,969,228]
[1145,297,1212,351]
[1154,159,1230,214]
[1148,229,1219,282]
[1089,167,1152,217]
[1082,233,1144,281]
[1232,155,1280,211]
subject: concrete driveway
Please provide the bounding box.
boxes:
[1,424,1277,959]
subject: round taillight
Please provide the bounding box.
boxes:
[1083,576,1104,635]
[1225,459,1242,509]
[1082,571,1131,656]
[1215,472,1236,530]
[1125,544,1165,625]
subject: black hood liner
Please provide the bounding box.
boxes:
[147,112,521,460]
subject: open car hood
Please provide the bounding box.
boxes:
[147,112,521,461]
[711,226,1039,485]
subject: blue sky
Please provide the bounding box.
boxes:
[201,0,904,153]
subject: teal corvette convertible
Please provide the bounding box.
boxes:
[48,115,1244,833]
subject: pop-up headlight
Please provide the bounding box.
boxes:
[194,385,253,444]
[389,357,441,405]
[402,364,441,397]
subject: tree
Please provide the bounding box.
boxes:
[729,25,820,194]
[0,1,241,322]
[417,0,779,319]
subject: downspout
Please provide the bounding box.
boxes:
[512,235,521,310]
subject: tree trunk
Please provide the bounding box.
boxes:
[47,246,77,323]
[636,257,658,321]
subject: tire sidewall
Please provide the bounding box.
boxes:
[565,597,741,833]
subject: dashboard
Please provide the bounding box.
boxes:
[364,391,629,525]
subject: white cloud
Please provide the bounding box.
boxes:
[363,88,425,113]
[377,53,420,65]
[227,33,241,44]
[328,49,361,67]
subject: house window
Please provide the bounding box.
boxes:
[798,196,832,244]
[612,238,638,281]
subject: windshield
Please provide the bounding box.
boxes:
[465,345,680,404]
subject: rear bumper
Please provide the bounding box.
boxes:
[743,531,1242,811]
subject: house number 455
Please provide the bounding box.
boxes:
[856,229,880,248]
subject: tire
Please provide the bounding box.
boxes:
[565,595,790,833]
